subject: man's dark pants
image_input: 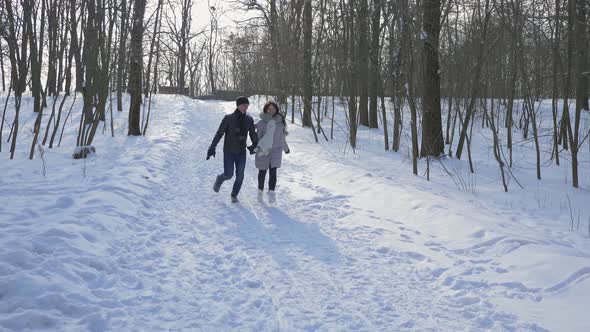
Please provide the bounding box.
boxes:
[216,150,247,197]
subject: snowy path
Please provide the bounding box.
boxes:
[2,96,589,331]
[103,103,467,330]
[102,105,410,328]
[103,102,555,331]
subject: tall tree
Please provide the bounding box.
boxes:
[207,4,219,93]
[2,0,29,159]
[28,0,44,114]
[145,0,164,97]
[390,0,403,152]
[346,0,358,148]
[575,0,589,112]
[116,0,129,111]
[569,0,585,187]
[302,0,313,127]
[25,0,45,159]
[368,0,383,129]
[358,0,369,127]
[72,0,85,92]
[81,0,98,127]
[420,0,444,157]
[177,0,193,92]
[269,0,284,102]
[0,38,5,91]
[128,0,146,135]
[551,0,561,166]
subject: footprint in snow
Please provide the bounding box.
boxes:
[403,251,427,261]
[376,247,390,254]
[400,234,412,241]
[243,280,262,288]
[471,230,486,238]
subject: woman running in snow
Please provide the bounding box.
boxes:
[254,101,290,200]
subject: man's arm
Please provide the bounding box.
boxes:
[248,118,258,149]
[210,116,228,148]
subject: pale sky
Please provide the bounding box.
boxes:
[191,0,259,33]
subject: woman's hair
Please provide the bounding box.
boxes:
[263,101,286,128]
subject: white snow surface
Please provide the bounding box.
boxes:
[1,94,589,331]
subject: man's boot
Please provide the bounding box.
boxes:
[213,175,224,193]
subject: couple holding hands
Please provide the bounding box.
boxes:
[207,97,290,203]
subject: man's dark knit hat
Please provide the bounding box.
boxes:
[236,96,250,107]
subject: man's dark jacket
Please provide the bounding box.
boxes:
[210,109,258,153]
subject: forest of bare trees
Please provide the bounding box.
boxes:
[1,0,589,188]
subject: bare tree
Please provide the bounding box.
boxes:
[2,0,29,159]
[207,3,219,93]
[0,37,5,91]
[420,0,444,157]
[302,0,313,127]
[551,0,561,166]
[455,0,492,160]
[389,0,403,152]
[145,0,164,97]
[358,0,369,127]
[128,0,146,135]
[368,0,383,129]
[116,0,131,111]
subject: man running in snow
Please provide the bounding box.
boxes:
[207,96,258,203]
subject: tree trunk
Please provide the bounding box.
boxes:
[96,0,117,123]
[570,0,585,187]
[358,0,369,127]
[576,0,589,112]
[368,0,382,129]
[0,38,5,91]
[380,87,389,150]
[145,0,163,98]
[551,0,561,165]
[29,0,45,114]
[47,0,58,97]
[400,0,417,174]
[70,0,84,92]
[64,0,73,94]
[3,0,28,159]
[81,0,98,127]
[39,0,48,108]
[178,0,191,92]
[391,4,403,152]
[24,0,44,158]
[346,0,358,148]
[117,0,129,111]
[420,0,444,157]
[128,0,146,136]
[270,0,284,102]
[208,6,218,94]
[302,0,313,127]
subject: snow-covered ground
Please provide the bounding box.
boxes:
[1,93,589,331]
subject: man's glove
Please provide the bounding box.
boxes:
[247,145,257,155]
[207,147,216,160]
[285,148,290,154]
